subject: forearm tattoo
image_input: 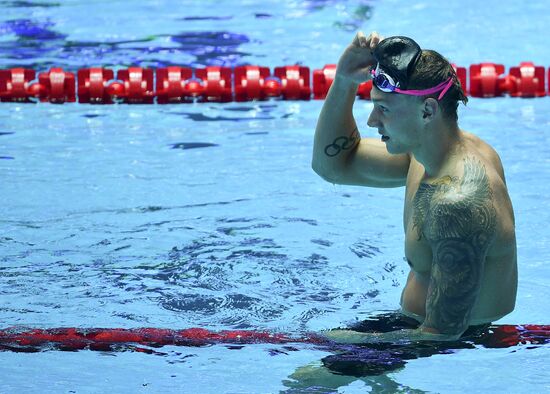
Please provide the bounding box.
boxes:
[412,157,497,335]
[324,127,360,157]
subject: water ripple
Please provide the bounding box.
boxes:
[349,239,382,259]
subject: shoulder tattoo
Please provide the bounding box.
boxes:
[412,157,498,335]
[412,157,497,243]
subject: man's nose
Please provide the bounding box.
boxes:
[367,109,381,128]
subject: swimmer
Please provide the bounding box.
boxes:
[312,32,518,343]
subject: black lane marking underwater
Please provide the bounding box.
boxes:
[0,20,252,69]
[179,113,275,122]
[1,1,60,8]
[0,156,15,159]
[82,114,105,119]
[0,19,67,40]
[180,16,233,21]
[163,105,277,121]
[223,106,257,112]
[170,31,250,49]
[221,104,279,115]
[0,132,15,136]
[170,142,219,150]
[167,31,251,68]
[0,3,374,67]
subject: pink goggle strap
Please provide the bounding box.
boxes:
[394,78,454,100]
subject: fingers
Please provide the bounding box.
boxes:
[353,31,382,51]
[352,31,364,47]
[357,31,367,47]
[352,31,369,48]
[369,31,381,50]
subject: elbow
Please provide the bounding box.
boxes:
[311,160,338,184]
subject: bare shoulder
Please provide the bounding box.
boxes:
[415,155,498,245]
[414,142,515,258]
[461,131,515,232]
[462,130,507,184]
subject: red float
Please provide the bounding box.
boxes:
[36,68,76,103]
[452,64,468,95]
[0,68,36,102]
[273,66,311,100]
[183,79,205,99]
[263,77,282,98]
[357,80,373,100]
[469,63,507,97]
[313,64,337,100]
[115,67,155,104]
[77,68,115,104]
[508,62,546,97]
[234,65,271,101]
[105,82,124,99]
[156,66,193,104]
[195,66,233,102]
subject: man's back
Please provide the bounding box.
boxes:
[401,130,517,325]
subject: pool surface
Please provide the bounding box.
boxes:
[1,1,549,393]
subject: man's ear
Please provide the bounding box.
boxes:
[422,98,438,122]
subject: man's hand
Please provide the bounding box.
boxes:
[335,31,383,85]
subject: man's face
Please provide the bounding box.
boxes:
[367,87,423,154]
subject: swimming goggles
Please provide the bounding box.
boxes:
[371,36,453,100]
[371,64,453,100]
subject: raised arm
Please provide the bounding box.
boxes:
[311,31,410,188]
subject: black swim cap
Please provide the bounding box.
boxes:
[373,36,422,90]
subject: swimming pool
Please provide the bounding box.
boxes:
[1,1,549,393]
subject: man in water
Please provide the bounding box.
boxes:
[312,32,517,343]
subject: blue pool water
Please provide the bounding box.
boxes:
[1,1,549,393]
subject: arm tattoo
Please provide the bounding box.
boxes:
[324,127,360,157]
[412,157,497,335]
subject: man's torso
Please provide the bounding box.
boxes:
[400,131,518,325]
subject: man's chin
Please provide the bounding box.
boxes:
[385,143,405,155]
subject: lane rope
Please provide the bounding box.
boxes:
[1,324,547,373]
[0,324,547,352]
[0,63,548,104]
